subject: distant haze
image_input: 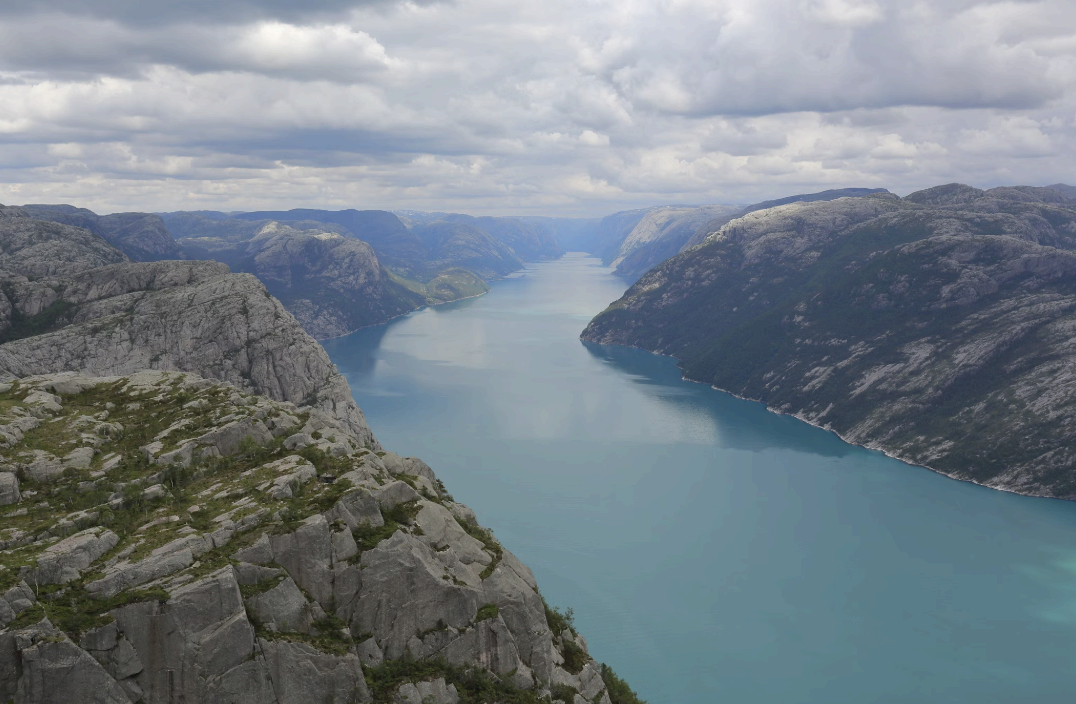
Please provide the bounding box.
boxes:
[0,0,1073,216]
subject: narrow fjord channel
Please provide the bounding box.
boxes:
[324,253,1076,703]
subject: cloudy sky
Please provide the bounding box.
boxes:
[0,0,1073,216]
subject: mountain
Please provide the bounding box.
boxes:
[169,208,518,289]
[582,184,1076,500]
[517,217,602,253]
[226,209,432,275]
[0,206,642,704]
[443,215,562,261]
[407,220,523,280]
[177,221,456,339]
[21,204,185,262]
[679,187,892,251]
[608,205,742,280]
[0,205,127,277]
[169,214,492,338]
[1047,183,1076,200]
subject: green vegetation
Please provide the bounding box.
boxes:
[460,520,503,580]
[0,284,79,344]
[351,519,401,554]
[255,612,354,656]
[560,639,587,675]
[583,194,1076,497]
[542,598,575,637]
[475,603,499,622]
[20,586,171,639]
[600,664,648,704]
[364,657,542,704]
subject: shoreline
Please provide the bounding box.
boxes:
[586,338,1065,505]
[314,288,492,342]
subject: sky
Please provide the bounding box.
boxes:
[0,0,1073,216]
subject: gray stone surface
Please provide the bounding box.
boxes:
[260,638,369,704]
[247,577,313,634]
[31,527,119,585]
[0,471,19,505]
[395,677,459,704]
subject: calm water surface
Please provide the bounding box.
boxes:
[324,253,1076,704]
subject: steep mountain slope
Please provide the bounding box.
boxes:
[22,205,185,262]
[609,205,741,280]
[587,208,659,264]
[0,206,128,277]
[177,222,435,339]
[408,220,523,280]
[0,208,375,444]
[171,216,490,338]
[680,187,892,251]
[582,185,1076,499]
[442,215,563,261]
[0,214,642,704]
[227,209,432,274]
[518,217,602,253]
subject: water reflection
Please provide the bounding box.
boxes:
[583,340,855,459]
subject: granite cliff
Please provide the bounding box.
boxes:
[0,206,642,704]
[175,221,457,340]
[21,205,185,263]
[582,184,1076,499]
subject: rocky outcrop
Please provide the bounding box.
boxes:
[174,216,494,339]
[21,205,185,263]
[582,184,1076,499]
[0,205,128,278]
[0,371,630,703]
[0,232,376,446]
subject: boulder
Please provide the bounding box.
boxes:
[0,471,19,505]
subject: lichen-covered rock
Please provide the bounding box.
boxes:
[0,262,377,448]
[0,365,628,702]
[0,472,19,505]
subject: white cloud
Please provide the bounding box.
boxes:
[0,0,1073,215]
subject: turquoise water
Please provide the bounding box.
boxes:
[323,253,1076,703]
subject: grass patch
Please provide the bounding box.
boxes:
[475,603,499,623]
[39,586,169,638]
[460,520,502,580]
[351,520,401,554]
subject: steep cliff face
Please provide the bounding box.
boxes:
[582,185,1076,499]
[0,215,641,704]
[609,205,742,280]
[21,205,186,263]
[407,221,523,281]
[172,214,494,338]
[0,216,376,446]
[0,206,128,277]
[178,222,428,339]
[441,215,563,262]
[0,371,626,704]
